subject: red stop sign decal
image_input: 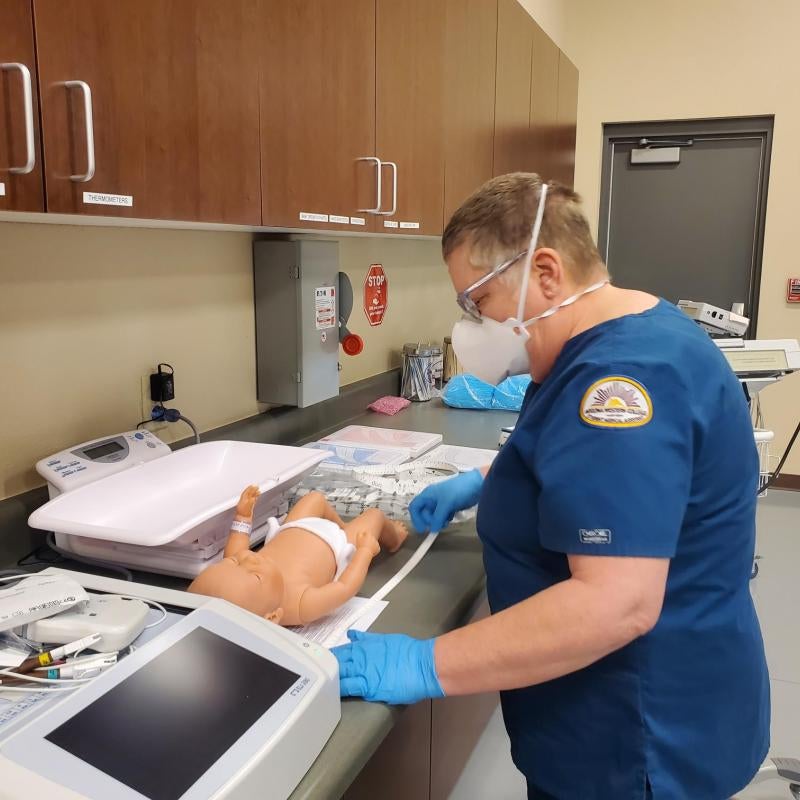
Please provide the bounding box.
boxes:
[364,264,388,326]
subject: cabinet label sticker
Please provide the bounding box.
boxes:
[299,211,329,223]
[350,217,366,226]
[315,286,337,331]
[383,220,399,228]
[329,214,349,224]
[399,221,420,229]
[83,191,133,207]
[0,182,5,197]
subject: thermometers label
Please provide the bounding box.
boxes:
[299,212,328,223]
[83,191,133,207]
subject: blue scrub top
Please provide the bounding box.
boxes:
[477,300,769,800]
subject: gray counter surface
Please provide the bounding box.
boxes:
[288,399,517,799]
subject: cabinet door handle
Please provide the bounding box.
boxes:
[357,156,382,213]
[63,80,96,182]
[0,62,35,174]
[377,160,397,216]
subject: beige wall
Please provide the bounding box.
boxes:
[337,237,458,386]
[518,0,570,55]
[561,0,800,473]
[0,222,453,499]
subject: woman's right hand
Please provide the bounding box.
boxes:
[409,469,484,533]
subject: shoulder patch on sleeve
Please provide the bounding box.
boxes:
[579,376,653,428]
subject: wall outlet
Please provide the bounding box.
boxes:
[140,375,168,432]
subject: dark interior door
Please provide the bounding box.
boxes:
[599,118,772,328]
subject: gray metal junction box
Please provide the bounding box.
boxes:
[254,239,340,407]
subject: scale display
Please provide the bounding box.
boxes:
[81,441,125,461]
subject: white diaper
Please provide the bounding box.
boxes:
[263,516,356,580]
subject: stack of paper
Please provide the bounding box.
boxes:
[417,444,498,472]
[318,425,442,458]
[302,442,410,471]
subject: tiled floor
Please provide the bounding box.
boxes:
[449,489,800,800]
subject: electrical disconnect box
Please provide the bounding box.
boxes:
[254,239,340,408]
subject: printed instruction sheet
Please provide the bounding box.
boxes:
[288,597,388,649]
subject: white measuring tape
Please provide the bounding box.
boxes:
[333,532,439,642]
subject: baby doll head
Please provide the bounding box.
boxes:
[189,549,285,623]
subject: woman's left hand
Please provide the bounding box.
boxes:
[332,630,445,704]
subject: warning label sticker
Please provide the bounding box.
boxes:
[315,286,336,331]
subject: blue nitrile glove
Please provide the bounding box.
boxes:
[332,630,445,705]
[409,468,484,533]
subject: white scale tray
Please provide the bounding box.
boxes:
[28,442,326,578]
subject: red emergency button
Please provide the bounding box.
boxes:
[342,333,364,356]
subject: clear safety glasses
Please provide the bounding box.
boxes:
[455,250,527,321]
[456,183,549,322]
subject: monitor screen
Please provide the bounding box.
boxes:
[46,627,300,800]
[82,441,124,460]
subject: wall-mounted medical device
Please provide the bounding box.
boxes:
[0,569,340,800]
[254,239,340,408]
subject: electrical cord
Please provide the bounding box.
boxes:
[111,595,168,630]
[0,684,83,693]
[0,571,31,584]
[17,543,63,568]
[178,414,201,445]
[762,418,800,493]
[137,404,200,445]
[0,670,93,685]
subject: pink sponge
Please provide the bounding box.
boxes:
[368,396,411,416]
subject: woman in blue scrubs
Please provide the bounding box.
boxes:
[333,173,769,800]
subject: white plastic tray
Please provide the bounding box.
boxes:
[28,441,326,547]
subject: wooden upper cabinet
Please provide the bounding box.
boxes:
[0,0,44,212]
[443,0,498,224]
[555,51,579,188]
[32,0,261,223]
[493,0,534,177]
[259,0,376,231]
[375,0,446,236]
[529,21,559,183]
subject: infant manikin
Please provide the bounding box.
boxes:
[188,486,408,625]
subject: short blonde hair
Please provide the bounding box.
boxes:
[442,173,605,281]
